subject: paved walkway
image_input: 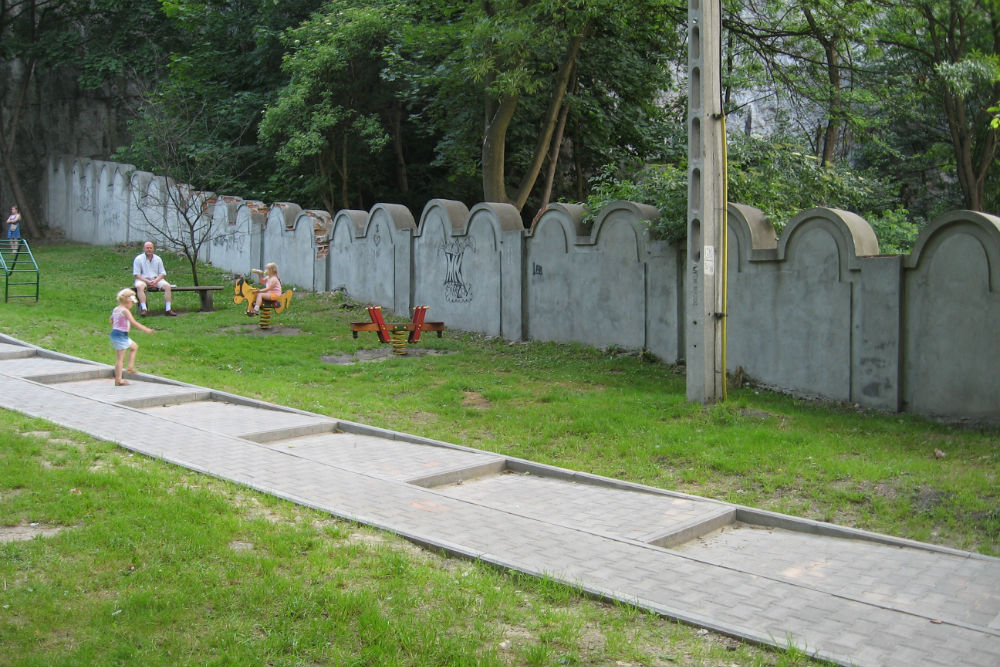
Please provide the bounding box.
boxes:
[2,334,998,667]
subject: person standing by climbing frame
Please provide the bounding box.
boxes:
[6,206,21,252]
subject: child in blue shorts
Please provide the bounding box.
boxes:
[110,288,154,385]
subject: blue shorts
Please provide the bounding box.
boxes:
[110,330,134,351]
[6,227,19,239]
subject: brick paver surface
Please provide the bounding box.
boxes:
[261,431,505,482]
[438,471,734,544]
[2,337,998,667]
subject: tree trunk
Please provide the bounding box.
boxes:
[317,154,336,214]
[804,9,841,167]
[942,88,983,211]
[389,102,408,194]
[482,94,520,203]
[573,128,584,201]
[532,73,574,228]
[341,135,350,209]
[512,31,586,212]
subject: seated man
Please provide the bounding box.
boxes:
[132,241,177,316]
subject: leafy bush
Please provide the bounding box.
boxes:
[581,134,924,254]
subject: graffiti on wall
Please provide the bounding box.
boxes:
[441,237,475,303]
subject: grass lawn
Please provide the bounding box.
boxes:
[1,241,996,666]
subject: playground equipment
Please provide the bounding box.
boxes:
[233,275,294,329]
[350,305,444,355]
[0,240,39,302]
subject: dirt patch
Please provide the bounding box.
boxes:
[0,523,66,543]
[912,485,952,513]
[219,324,304,336]
[407,410,439,425]
[22,431,81,447]
[321,348,455,365]
[462,391,491,409]
[739,408,774,420]
[231,493,289,524]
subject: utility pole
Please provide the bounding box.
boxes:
[686,0,726,403]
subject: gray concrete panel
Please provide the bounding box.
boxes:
[326,211,366,294]
[729,216,856,401]
[854,255,902,410]
[902,212,1000,420]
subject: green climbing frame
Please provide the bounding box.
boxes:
[0,240,40,302]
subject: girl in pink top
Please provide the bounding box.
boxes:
[110,288,154,385]
[248,262,282,316]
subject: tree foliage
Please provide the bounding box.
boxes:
[873,0,1000,213]
[258,0,407,212]
[726,0,999,216]
[1,0,169,234]
[10,0,996,242]
[116,0,326,200]
[386,0,683,218]
[586,133,917,253]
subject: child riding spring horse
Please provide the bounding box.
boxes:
[233,269,293,329]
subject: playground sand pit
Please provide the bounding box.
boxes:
[321,348,454,365]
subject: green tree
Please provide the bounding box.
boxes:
[387,0,682,218]
[258,0,406,212]
[728,0,999,214]
[875,0,1000,213]
[118,0,325,199]
[0,0,168,235]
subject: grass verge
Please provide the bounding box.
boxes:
[2,241,996,665]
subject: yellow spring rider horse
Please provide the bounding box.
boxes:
[233,273,293,329]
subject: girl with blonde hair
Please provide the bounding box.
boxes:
[248,262,282,316]
[110,288,154,385]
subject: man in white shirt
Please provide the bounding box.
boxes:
[132,241,177,316]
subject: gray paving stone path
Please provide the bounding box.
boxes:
[2,335,998,667]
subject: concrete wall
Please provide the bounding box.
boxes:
[901,211,1000,422]
[44,155,1000,424]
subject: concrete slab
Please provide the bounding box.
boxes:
[674,522,1000,630]
[438,471,736,545]
[140,400,334,437]
[50,377,209,406]
[260,431,506,483]
[0,356,103,380]
[0,342,36,360]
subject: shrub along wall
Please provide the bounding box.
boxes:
[46,156,1000,424]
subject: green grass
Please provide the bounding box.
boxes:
[2,241,996,666]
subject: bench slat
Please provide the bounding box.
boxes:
[140,285,224,311]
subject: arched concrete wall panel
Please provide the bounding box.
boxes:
[327,210,369,295]
[209,199,266,276]
[526,207,647,350]
[262,206,327,292]
[902,213,1000,421]
[368,204,415,314]
[412,204,504,337]
[728,217,854,401]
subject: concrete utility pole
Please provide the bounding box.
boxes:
[686,0,726,403]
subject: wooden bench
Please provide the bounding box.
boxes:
[142,285,225,311]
